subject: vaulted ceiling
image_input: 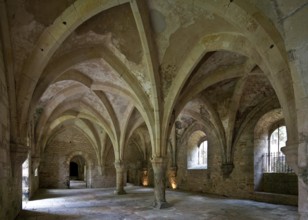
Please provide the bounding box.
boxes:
[7,0,293,162]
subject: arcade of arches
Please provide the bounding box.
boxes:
[0,0,307,219]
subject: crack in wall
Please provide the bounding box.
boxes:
[279,2,308,23]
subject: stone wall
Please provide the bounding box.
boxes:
[261,173,298,195]
[176,136,253,198]
[0,36,16,219]
[40,127,116,188]
[176,131,224,194]
[175,120,296,203]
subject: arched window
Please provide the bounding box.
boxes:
[254,111,297,195]
[187,130,208,170]
[264,125,292,173]
[198,140,208,167]
[269,125,287,153]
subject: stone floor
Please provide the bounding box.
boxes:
[17,185,298,220]
[69,180,87,189]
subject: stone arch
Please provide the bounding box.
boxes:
[46,119,99,153]
[38,105,114,154]
[36,97,115,148]
[31,46,146,112]
[180,122,214,160]
[182,109,225,159]
[66,151,94,188]
[20,44,153,147]
[17,0,128,111]
[255,109,284,140]
[29,69,93,118]
[254,108,285,190]
[161,0,297,158]
[163,33,261,154]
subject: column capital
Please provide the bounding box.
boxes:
[114,160,126,170]
[221,163,234,179]
[151,157,168,166]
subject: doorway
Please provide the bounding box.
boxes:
[69,156,86,189]
[22,154,30,207]
[70,162,79,180]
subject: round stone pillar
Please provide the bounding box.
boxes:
[282,143,307,219]
[151,157,169,209]
[299,177,308,220]
[114,161,126,195]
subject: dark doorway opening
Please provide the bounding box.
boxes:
[70,162,78,180]
[69,156,86,189]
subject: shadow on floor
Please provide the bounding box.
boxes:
[16,210,80,220]
[18,185,298,220]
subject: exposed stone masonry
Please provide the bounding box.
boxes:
[0,1,307,219]
[40,128,115,188]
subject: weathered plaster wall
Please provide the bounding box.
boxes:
[40,127,115,188]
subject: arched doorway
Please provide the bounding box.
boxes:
[69,155,86,189]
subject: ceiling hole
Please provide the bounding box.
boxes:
[63,21,67,25]
[270,44,274,49]
[40,48,44,51]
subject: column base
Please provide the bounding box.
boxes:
[153,201,170,209]
[114,189,126,195]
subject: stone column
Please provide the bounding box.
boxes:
[114,161,126,195]
[298,177,308,220]
[297,142,308,220]
[282,143,307,219]
[151,157,169,209]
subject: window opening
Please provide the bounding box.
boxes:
[22,154,30,207]
[198,140,208,167]
[187,134,208,170]
[263,126,292,173]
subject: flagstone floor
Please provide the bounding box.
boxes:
[17,185,298,220]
